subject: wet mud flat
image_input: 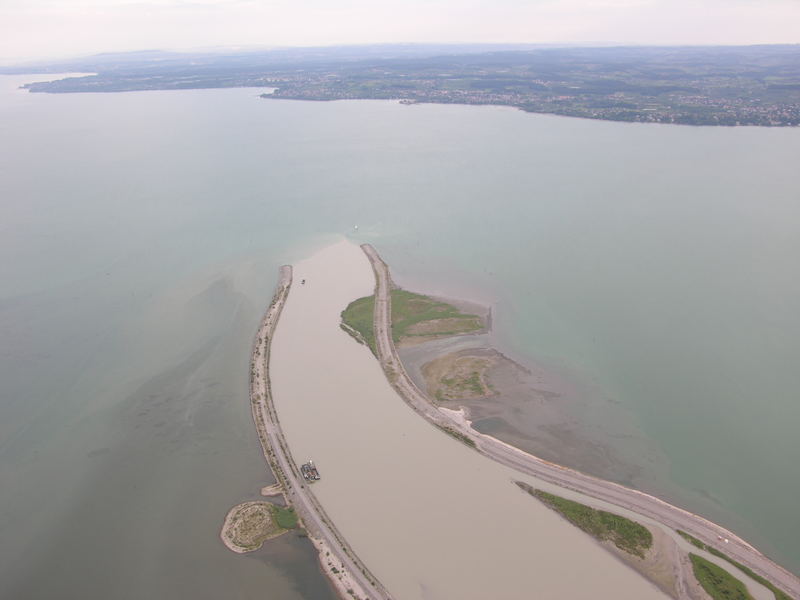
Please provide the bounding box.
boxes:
[399,329,671,493]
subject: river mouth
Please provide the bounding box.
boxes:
[269,238,668,600]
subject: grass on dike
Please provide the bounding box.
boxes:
[435,423,476,448]
[523,486,653,558]
[690,554,755,600]
[340,289,481,354]
[677,531,790,600]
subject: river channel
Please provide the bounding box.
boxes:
[270,239,669,600]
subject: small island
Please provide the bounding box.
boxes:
[220,501,298,554]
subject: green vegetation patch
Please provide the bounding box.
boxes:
[677,529,707,550]
[271,505,299,529]
[450,371,484,396]
[677,531,790,600]
[340,295,377,353]
[690,554,754,600]
[390,290,481,342]
[435,424,476,448]
[520,485,652,558]
[424,354,494,402]
[341,289,482,354]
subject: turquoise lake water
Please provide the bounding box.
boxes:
[0,74,798,597]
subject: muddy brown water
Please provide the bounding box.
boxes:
[270,239,668,600]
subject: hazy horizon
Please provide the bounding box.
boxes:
[6,40,800,69]
[2,0,798,63]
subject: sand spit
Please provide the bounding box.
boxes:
[270,239,669,600]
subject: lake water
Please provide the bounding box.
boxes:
[0,73,798,598]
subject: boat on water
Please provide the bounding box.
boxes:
[300,460,320,482]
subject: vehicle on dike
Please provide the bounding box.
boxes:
[301,460,320,482]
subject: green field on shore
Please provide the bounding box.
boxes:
[690,554,754,600]
[519,484,652,558]
[340,295,378,353]
[677,531,790,600]
[340,290,482,354]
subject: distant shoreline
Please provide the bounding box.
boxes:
[8,44,799,127]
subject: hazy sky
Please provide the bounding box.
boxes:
[2,0,799,63]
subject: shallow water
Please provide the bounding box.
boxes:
[0,76,339,599]
[398,335,666,490]
[270,239,668,600]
